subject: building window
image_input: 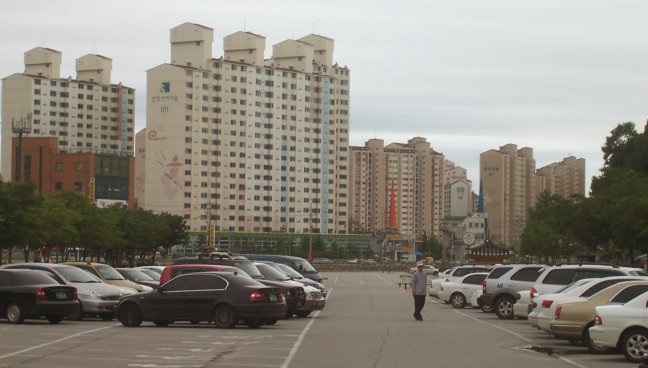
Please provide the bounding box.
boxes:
[54,182,62,191]
[75,162,83,172]
[74,182,82,192]
[55,162,63,172]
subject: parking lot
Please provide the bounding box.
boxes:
[0,271,641,367]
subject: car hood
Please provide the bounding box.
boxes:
[71,281,122,296]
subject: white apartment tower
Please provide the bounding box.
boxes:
[480,143,535,247]
[2,47,135,180]
[444,160,473,217]
[141,23,350,234]
[349,137,445,240]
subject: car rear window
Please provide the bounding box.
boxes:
[488,267,512,279]
[610,285,648,303]
[581,279,634,298]
[464,274,487,285]
[571,269,623,282]
[541,269,574,285]
[510,267,543,282]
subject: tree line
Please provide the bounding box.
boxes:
[0,181,185,266]
[520,121,648,266]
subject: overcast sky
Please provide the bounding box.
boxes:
[2,0,647,190]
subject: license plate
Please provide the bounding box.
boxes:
[269,294,277,302]
[55,291,68,300]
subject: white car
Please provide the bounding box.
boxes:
[438,273,489,308]
[590,289,648,363]
[528,278,598,327]
[513,290,531,319]
[429,265,491,298]
[409,264,438,276]
[536,276,648,332]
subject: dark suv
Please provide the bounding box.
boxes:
[478,264,545,319]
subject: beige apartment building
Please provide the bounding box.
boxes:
[536,156,586,198]
[480,144,535,247]
[444,160,473,217]
[139,23,350,234]
[2,47,135,181]
[349,137,445,240]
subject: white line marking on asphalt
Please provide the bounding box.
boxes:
[0,323,119,360]
[280,287,333,368]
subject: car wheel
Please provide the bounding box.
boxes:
[153,320,171,327]
[6,302,25,324]
[265,319,278,325]
[621,327,648,363]
[100,313,114,321]
[67,305,83,321]
[213,305,237,329]
[118,303,143,327]
[481,304,494,313]
[584,323,613,354]
[495,296,515,319]
[295,311,311,318]
[46,314,65,324]
[450,293,467,309]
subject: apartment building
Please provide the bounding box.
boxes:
[349,137,445,240]
[444,160,473,217]
[140,23,350,234]
[1,47,135,181]
[480,143,535,247]
[536,156,586,198]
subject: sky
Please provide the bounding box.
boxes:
[1,0,647,191]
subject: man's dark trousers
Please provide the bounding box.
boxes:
[413,294,426,319]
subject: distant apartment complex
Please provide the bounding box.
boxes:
[444,160,473,217]
[348,137,445,239]
[480,144,536,247]
[1,47,135,204]
[138,23,350,234]
[536,156,586,198]
[480,144,585,247]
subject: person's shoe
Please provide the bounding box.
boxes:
[417,316,423,321]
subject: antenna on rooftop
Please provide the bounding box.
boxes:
[244,15,246,31]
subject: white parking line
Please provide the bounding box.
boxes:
[280,287,333,368]
[0,323,119,360]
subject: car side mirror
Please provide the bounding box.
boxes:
[157,287,166,293]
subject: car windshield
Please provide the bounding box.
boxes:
[96,265,126,280]
[122,269,154,282]
[138,269,161,281]
[255,263,290,281]
[58,266,101,283]
[12,271,59,285]
[276,263,303,279]
[233,261,264,279]
[294,259,317,273]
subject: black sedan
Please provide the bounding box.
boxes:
[116,271,287,328]
[0,269,79,324]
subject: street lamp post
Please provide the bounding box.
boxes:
[12,113,32,183]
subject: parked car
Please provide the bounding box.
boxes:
[534,276,648,332]
[137,266,165,276]
[64,262,151,293]
[242,254,324,283]
[590,289,648,362]
[409,265,438,276]
[438,273,489,309]
[429,265,492,297]
[479,264,545,319]
[470,289,493,312]
[116,271,287,328]
[528,278,602,328]
[273,262,328,298]
[137,268,161,282]
[115,268,160,289]
[1,263,122,320]
[0,269,79,324]
[159,264,241,286]
[254,261,325,317]
[531,263,646,299]
[549,281,648,352]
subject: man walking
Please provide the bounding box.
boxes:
[411,260,428,321]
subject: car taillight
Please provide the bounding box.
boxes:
[530,287,537,299]
[249,291,268,303]
[35,288,47,299]
[594,315,602,326]
[483,279,487,294]
[542,300,553,308]
[555,305,562,319]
